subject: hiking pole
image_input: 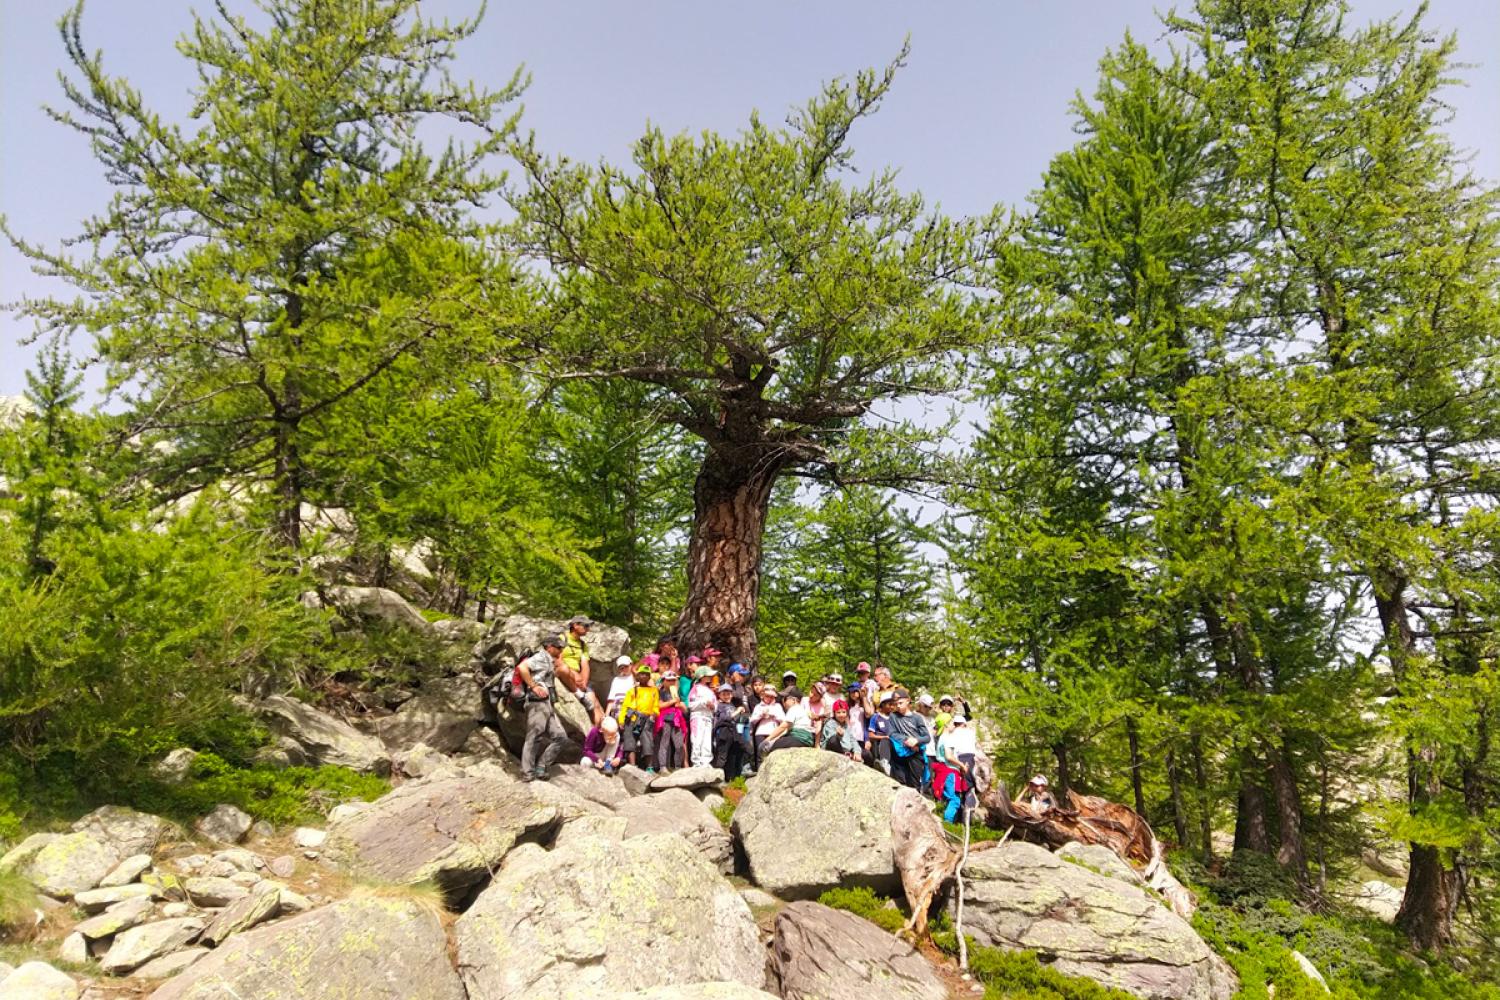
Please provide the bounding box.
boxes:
[956,800,972,972]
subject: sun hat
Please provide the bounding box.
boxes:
[693,665,715,680]
[950,715,968,726]
[567,615,593,626]
[917,693,934,707]
[781,669,798,680]
[717,684,734,693]
[832,700,848,713]
[634,665,652,677]
[729,663,748,676]
[846,682,863,693]
[856,662,872,673]
[1030,775,1049,787]
[703,647,723,658]
[686,654,704,665]
[615,655,633,668]
[939,694,955,706]
[539,635,564,650]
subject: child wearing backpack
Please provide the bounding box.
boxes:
[617,665,660,768]
[654,668,688,772]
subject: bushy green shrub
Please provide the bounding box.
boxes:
[711,799,736,828]
[1192,894,1500,1000]
[124,753,389,827]
[817,885,907,935]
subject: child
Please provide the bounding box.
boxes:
[804,681,832,732]
[605,655,636,718]
[819,700,860,759]
[865,690,894,776]
[748,686,785,771]
[688,666,718,768]
[759,689,816,755]
[655,668,688,772]
[617,665,660,768]
[582,716,625,774]
[711,683,747,779]
[844,682,868,750]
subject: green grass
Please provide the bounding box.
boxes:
[711,799,736,828]
[0,868,41,938]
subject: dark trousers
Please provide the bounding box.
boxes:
[890,751,923,789]
[656,713,687,769]
[711,719,747,779]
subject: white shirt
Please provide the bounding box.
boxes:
[941,726,977,761]
[606,675,635,707]
[751,702,785,737]
[784,704,815,739]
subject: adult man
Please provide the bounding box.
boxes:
[518,635,569,782]
[1018,775,1057,815]
[886,690,931,790]
[872,664,897,698]
[558,615,603,726]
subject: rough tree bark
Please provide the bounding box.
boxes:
[670,446,782,665]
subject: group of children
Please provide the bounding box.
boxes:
[576,643,982,823]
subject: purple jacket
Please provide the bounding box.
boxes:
[582,726,625,766]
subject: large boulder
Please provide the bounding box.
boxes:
[254,694,392,775]
[1349,879,1404,922]
[5,831,116,899]
[374,676,483,753]
[323,771,558,897]
[471,614,631,708]
[648,766,723,792]
[495,693,590,760]
[150,895,464,1000]
[455,834,764,999]
[770,901,948,1000]
[614,787,733,874]
[0,962,78,1000]
[100,916,206,974]
[619,987,780,1000]
[955,841,1236,1000]
[71,806,178,859]
[733,748,939,899]
[319,585,433,633]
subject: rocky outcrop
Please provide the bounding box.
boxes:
[955,841,1236,1000]
[150,895,465,1000]
[1349,879,1403,922]
[733,748,947,901]
[648,766,724,791]
[770,901,948,1000]
[2,831,117,899]
[71,806,177,859]
[254,694,392,774]
[613,787,733,873]
[100,916,206,974]
[323,770,558,896]
[619,986,781,1000]
[317,585,433,633]
[471,614,631,708]
[495,690,590,759]
[373,676,482,753]
[0,961,79,1000]
[194,804,252,844]
[455,834,764,999]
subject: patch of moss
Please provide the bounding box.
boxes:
[817,885,907,935]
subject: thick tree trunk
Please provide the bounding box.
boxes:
[1234,765,1272,854]
[1268,744,1309,883]
[671,447,779,665]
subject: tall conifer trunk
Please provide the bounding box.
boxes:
[671,447,781,666]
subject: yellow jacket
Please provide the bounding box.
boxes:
[618,684,660,724]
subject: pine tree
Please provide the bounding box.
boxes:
[6,0,525,548]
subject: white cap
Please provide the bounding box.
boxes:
[615,655,633,667]
[917,693,934,707]
[1030,775,1048,787]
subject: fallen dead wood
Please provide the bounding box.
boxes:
[979,780,1198,918]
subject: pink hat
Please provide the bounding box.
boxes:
[686,654,704,665]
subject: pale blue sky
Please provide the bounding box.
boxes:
[2,0,1497,396]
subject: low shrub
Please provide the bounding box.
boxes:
[124,752,389,827]
[0,867,40,940]
[930,931,1135,1000]
[817,885,907,935]
[711,799,736,828]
